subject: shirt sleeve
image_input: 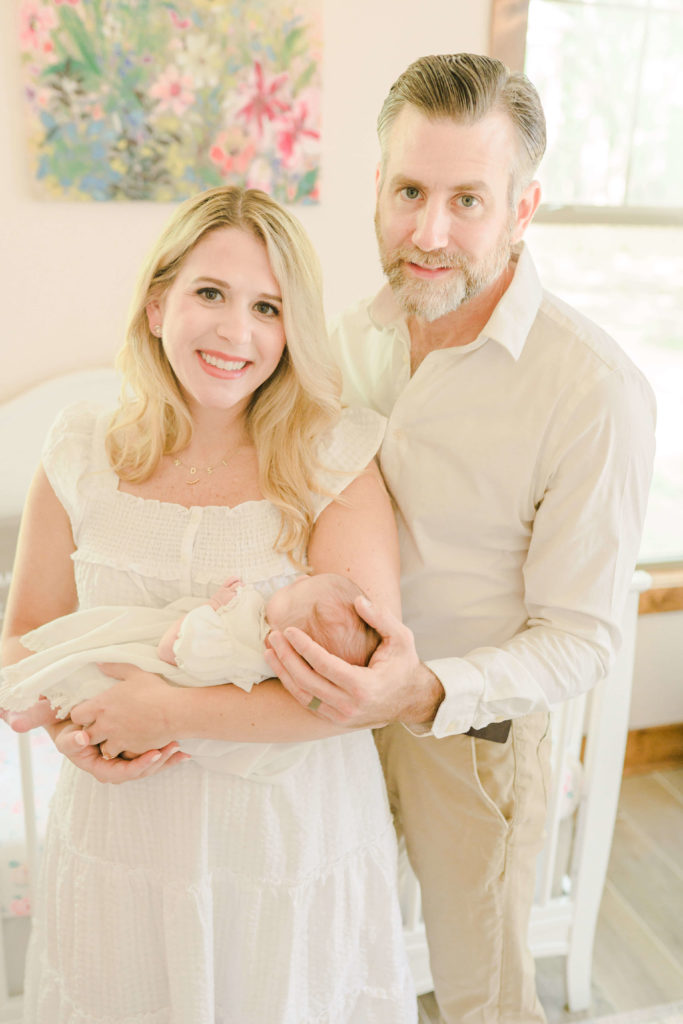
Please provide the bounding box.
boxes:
[425,365,656,737]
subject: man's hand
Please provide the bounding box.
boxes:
[264,594,444,729]
[48,719,188,784]
[69,663,182,759]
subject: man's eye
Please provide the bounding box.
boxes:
[401,186,421,200]
[459,195,478,208]
[198,287,221,301]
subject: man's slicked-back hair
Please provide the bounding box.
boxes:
[377,53,546,191]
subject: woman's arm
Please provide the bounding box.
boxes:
[68,461,402,753]
[2,465,185,781]
[1,465,78,665]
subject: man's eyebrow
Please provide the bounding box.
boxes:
[389,175,493,196]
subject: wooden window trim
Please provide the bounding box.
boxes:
[489,0,530,70]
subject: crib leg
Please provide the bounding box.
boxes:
[562,576,648,1012]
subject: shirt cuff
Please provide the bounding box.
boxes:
[403,657,484,739]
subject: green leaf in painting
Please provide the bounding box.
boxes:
[282,26,306,65]
[59,6,101,78]
[294,63,316,94]
[295,167,318,200]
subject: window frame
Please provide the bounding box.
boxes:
[489,0,683,227]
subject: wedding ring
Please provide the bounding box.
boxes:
[307,696,322,711]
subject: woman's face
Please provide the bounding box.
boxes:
[147,227,287,418]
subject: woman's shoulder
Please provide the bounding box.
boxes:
[318,406,387,471]
[43,401,113,457]
[42,401,115,515]
[311,406,387,519]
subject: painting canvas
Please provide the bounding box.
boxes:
[18,0,322,203]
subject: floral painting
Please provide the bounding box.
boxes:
[18,0,322,203]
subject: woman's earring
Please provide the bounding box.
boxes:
[153,324,162,336]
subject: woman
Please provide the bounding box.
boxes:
[2,187,416,1022]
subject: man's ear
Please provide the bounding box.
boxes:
[375,162,381,198]
[511,180,542,243]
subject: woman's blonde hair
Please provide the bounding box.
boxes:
[106,186,342,565]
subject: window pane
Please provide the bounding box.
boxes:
[628,11,683,206]
[526,1,647,206]
[526,223,683,564]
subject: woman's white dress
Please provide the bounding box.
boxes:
[22,403,416,1024]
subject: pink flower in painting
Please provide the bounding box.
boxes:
[149,66,196,116]
[54,0,81,6]
[276,93,320,169]
[169,9,192,30]
[10,897,31,917]
[236,62,291,137]
[209,130,257,178]
[19,1,57,53]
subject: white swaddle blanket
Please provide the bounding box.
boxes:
[0,595,308,780]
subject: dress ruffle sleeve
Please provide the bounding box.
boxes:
[41,402,113,536]
[312,406,387,520]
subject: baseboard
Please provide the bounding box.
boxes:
[622,722,683,776]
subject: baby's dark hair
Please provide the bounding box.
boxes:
[303,575,381,667]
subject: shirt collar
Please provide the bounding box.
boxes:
[481,243,543,361]
[367,242,543,361]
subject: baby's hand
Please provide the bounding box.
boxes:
[1,697,60,733]
[158,618,183,665]
[209,576,242,610]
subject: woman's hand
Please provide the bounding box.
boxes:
[69,663,183,759]
[48,719,188,784]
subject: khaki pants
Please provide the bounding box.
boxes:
[375,713,551,1024]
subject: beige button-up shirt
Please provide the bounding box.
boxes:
[329,245,656,737]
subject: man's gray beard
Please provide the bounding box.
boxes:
[376,219,513,323]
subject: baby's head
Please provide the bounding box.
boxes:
[265,573,380,667]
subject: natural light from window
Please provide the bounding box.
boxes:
[524,0,683,565]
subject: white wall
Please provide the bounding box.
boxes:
[0,0,491,402]
[630,612,683,731]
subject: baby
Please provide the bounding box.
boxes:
[0,574,379,776]
[158,572,380,682]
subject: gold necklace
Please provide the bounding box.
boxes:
[172,443,244,486]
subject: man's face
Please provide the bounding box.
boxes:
[375,105,526,322]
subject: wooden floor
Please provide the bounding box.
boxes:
[417,766,683,1024]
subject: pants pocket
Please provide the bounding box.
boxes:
[470,732,515,828]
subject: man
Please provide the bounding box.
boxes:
[266,53,656,1022]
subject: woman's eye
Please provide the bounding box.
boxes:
[401,186,421,200]
[459,195,478,208]
[198,287,222,301]
[254,301,280,317]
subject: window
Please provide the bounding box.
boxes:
[490,0,683,564]
[524,0,683,224]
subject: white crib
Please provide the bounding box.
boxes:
[0,372,650,1020]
